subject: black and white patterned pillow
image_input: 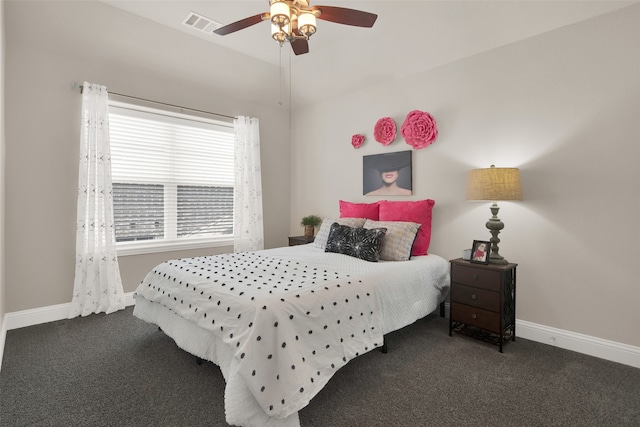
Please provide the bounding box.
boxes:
[313,217,367,249]
[325,222,387,262]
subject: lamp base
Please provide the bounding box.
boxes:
[489,253,509,265]
[486,202,509,265]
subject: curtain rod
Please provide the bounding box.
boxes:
[78,84,237,121]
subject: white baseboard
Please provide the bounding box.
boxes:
[441,302,640,369]
[0,321,6,372]
[516,319,640,369]
[3,292,136,331]
[1,299,638,371]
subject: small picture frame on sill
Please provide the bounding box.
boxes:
[470,240,491,264]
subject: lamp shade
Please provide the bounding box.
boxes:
[466,165,522,201]
[298,12,317,37]
[270,1,291,26]
[271,22,288,43]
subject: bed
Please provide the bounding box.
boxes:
[133,201,450,426]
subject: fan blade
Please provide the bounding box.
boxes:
[310,6,377,27]
[291,38,309,56]
[213,12,270,35]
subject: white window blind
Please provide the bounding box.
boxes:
[109,102,234,254]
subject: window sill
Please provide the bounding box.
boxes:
[116,237,233,256]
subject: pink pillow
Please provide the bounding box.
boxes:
[378,199,435,256]
[339,200,380,220]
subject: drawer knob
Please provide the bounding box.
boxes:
[472,274,479,280]
[471,313,477,319]
[471,294,477,300]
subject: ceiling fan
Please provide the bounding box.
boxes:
[213,0,378,55]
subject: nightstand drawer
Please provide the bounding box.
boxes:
[451,302,500,333]
[450,284,500,312]
[451,264,501,292]
[288,236,314,246]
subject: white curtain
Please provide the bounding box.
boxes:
[233,116,264,252]
[69,82,125,318]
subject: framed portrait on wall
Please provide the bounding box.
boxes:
[363,151,412,196]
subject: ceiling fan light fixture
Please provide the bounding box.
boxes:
[271,22,288,45]
[297,12,316,38]
[213,1,377,56]
[270,1,291,28]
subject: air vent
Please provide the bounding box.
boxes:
[182,11,221,34]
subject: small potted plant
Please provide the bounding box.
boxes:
[301,215,322,238]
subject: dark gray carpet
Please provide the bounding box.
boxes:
[1,307,639,426]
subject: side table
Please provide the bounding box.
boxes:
[288,236,314,246]
[449,258,517,352]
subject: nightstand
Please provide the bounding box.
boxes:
[449,258,517,352]
[288,236,314,246]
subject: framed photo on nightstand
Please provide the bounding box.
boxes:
[470,240,491,264]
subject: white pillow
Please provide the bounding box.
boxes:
[313,217,367,249]
[363,219,421,261]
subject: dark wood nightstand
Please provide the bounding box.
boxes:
[288,236,314,246]
[449,258,517,352]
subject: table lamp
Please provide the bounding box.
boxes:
[466,165,522,264]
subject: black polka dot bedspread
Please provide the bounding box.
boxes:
[135,251,383,420]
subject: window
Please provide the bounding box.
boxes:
[109,102,234,255]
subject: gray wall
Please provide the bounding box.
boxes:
[289,5,640,347]
[3,1,640,352]
[3,1,290,312]
[1,0,6,334]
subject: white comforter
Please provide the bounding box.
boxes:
[133,245,450,426]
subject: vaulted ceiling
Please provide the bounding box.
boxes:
[99,1,633,107]
[11,1,632,109]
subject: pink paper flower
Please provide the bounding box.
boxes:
[374,117,397,146]
[401,110,438,149]
[351,134,365,149]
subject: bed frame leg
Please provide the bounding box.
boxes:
[439,301,445,318]
[380,338,388,354]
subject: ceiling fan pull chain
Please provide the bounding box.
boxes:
[278,47,283,107]
[289,49,292,127]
